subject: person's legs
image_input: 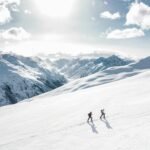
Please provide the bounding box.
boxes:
[91,117,93,122]
[103,114,106,119]
[100,114,102,119]
[100,113,106,120]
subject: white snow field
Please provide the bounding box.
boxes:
[0,70,150,150]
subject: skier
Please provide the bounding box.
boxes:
[87,112,93,122]
[100,109,106,120]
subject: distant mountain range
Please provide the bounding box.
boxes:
[0,52,140,106]
[42,54,133,79]
[49,56,150,95]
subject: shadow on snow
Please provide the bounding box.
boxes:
[87,121,99,134]
[101,119,112,129]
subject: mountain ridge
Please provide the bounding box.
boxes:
[0,52,147,106]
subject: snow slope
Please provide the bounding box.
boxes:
[49,56,150,95]
[0,69,150,150]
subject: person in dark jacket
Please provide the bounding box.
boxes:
[100,109,106,120]
[87,112,93,122]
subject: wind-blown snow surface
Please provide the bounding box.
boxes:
[0,70,150,150]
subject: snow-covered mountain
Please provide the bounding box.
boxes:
[0,53,133,106]
[49,56,150,95]
[0,53,150,149]
[43,54,133,79]
[0,53,66,106]
[0,67,150,150]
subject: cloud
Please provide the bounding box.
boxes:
[0,0,21,24]
[126,2,150,30]
[24,9,31,15]
[0,27,31,40]
[0,0,20,5]
[107,28,144,39]
[0,5,12,24]
[100,11,121,20]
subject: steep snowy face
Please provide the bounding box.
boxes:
[0,53,67,106]
[46,54,133,79]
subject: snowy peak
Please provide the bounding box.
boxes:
[0,53,66,106]
[49,54,133,79]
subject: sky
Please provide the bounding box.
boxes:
[0,0,150,57]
